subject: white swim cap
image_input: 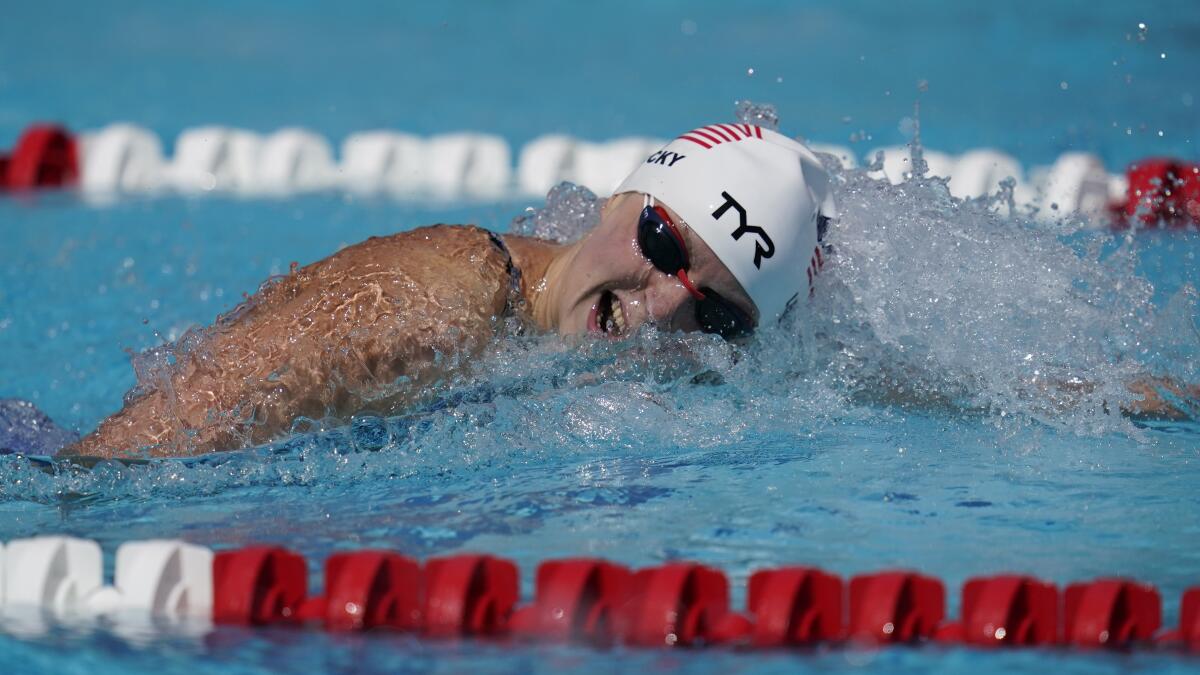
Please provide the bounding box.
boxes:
[616,124,836,321]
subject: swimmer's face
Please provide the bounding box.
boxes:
[554,192,758,338]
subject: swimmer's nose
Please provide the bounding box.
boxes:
[641,272,699,330]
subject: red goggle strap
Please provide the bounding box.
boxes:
[647,199,706,301]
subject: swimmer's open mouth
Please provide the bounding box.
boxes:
[596,290,627,337]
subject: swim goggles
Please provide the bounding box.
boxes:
[636,194,756,340]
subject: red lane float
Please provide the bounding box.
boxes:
[1064,578,1161,648]
[508,558,631,646]
[423,554,518,638]
[1180,588,1200,650]
[300,550,422,631]
[619,562,734,647]
[744,567,843,646]
[212,546,308,625]
[936,575,1058,646]
[1121,158,1200,226]
[0,124,78,191]
[848,571,945,643]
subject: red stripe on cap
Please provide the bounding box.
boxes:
[718,124,744,140]
[691,128,723,145]
[754,125,763,138]
[739,124,753,137]
[677,134,712,149]
[703,125,733,142]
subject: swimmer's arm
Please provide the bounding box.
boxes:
[67,225,514,458]
[847,371,1197,421]
[1045,376,1198,420]
[1122,377,1200,420]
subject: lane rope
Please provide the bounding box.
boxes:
[2,122,1195,227]
[0,535,1197,651]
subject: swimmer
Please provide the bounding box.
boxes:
[65,124,1192,458]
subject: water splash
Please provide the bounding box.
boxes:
[801,165,1180,436]
[734,100,780,131]
[508,182,602,243]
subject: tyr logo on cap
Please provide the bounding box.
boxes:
[712,191,774,269]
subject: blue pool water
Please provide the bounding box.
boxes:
[2,2,1200,673]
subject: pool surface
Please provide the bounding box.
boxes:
[1,1,1199,673]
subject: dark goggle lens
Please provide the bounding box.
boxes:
[636,206,687,275]
[695,288,754,340]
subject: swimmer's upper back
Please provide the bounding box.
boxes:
[72,224,521,458]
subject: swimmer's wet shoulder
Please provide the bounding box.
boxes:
[69,224,532,458]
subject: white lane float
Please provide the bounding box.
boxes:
[255,127,339,194]
[424,132,512,199]
[78,123,167,195]
[1,536,213,622]
[947,149,1024,200]
[868,145,956,184]
[568,137,663,196]
[1035,151,1112,220]
[3,535,103,616]
[168,126,263,194]
[517,134,578,196]
[106,539,213,619]
[340,131,428,195]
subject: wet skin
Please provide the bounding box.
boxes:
[70,193,755,458]
[524,192,757,338]
[74,225,521,457]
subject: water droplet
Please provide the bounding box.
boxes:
[747,67,755,76]
[734,100,780,130]
[1060,81,1069,91]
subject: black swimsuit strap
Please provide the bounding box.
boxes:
[487,231,527,325]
